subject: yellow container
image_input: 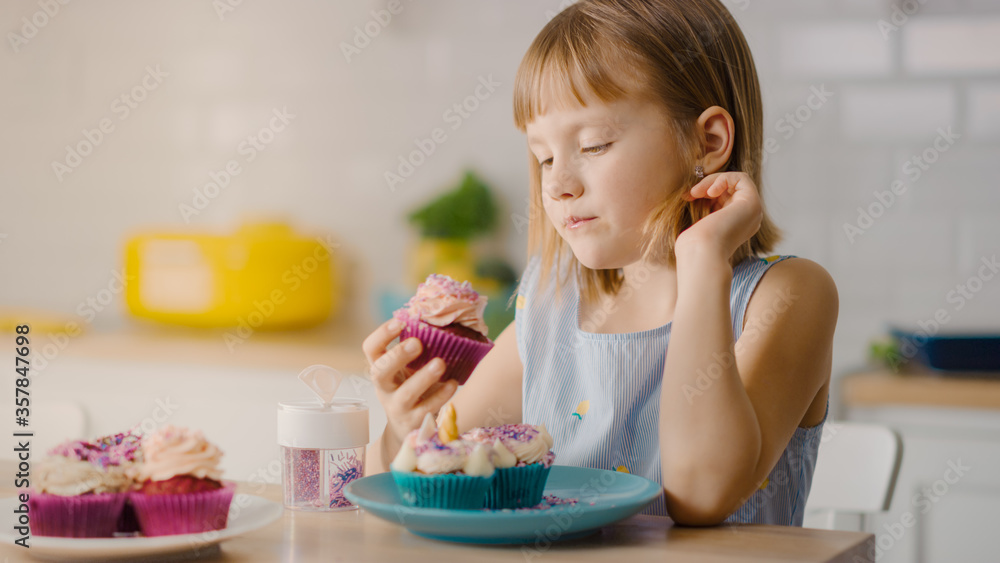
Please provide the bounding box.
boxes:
[125,222,337,329]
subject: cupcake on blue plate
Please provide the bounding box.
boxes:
[390,404,494,509]
[462,424,555,509]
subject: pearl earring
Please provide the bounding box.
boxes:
[694,165,705,180]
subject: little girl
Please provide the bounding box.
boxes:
[363,0,837,527]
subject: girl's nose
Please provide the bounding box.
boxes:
[543,161,583,200]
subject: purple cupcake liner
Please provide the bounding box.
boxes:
[130,482,235,537]
[486,463,552,509]
[397,316,494,385]
[28,491,127,538]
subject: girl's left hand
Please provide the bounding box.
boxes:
[677,171,763,260]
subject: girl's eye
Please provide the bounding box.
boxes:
[539,157,553,168]
[584,143,610,154]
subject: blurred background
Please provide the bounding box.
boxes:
[1,1,998,559]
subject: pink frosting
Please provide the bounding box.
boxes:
[132,425,223,482]
[396,274,489,336]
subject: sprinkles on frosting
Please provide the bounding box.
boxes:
[49,429,143,469]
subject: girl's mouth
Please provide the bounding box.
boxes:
[565,216,597,229]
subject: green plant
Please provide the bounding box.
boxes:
[408,170,497,239]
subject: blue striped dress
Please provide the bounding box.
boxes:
[516,253,827,525]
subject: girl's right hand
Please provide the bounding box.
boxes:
[362,319,459,445]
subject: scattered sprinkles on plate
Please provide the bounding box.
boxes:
[483,494,579,512]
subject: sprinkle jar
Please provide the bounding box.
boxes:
[277,398,368,511]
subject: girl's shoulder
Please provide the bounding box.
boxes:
[745,255,838,329]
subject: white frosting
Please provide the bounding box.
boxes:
[390,440,418,473]
[491,439,517,469]
[509,424,555,465]
[36,457,130,496]
[417,413,437,442]
[415,444,466,474]
[463,444,495,477]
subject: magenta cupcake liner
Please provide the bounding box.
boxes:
[28,491,127,538]
[398,317,494,385]
[115,499,141,535]
[130,482,235,537]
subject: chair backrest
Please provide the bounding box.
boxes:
[0,401,87,460]
[805,420,903,515]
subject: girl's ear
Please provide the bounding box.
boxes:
[696,106,735,173]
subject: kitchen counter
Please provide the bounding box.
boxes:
[0,467,875,562]
[31,323,371,374]
[841,367,1000,410]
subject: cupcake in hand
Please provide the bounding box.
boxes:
[28,430,141,537]
[393,274,494,385]
[390,403,495,509]
[462,424,555,509]
[128,426,235,536]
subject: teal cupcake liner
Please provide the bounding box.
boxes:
[391,470,492,510]
[486,463,552,509]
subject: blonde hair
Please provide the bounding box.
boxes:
[513,0,781,304]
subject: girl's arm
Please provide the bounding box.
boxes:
[365,321,523,474]
[659,174,838,525]
[449,321,524,432]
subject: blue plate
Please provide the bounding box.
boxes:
[344,466,663,544]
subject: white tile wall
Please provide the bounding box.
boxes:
[1,0,998,387]
[779,22,893,77]
[967,83,1000,140]
[903,18,1000,75]
[840,85,956,142]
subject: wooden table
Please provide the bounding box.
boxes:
[842,367,1000,410]
[0,479,873,562]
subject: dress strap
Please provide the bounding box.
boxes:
[730,255,796,341]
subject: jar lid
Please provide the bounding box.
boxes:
[277,398,369,449]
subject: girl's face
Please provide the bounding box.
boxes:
[526,88,685,271]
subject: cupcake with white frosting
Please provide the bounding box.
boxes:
[390,404,495,509]
[462,424,555,509]
[28,430,141,537]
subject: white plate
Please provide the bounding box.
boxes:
[0,494,282,561]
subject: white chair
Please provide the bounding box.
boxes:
[0,401,87,460]
[803,420,903,530]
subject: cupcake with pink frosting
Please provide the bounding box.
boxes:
[393,273,494,385]
[28,430,142,537]
[128,425,235,536]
